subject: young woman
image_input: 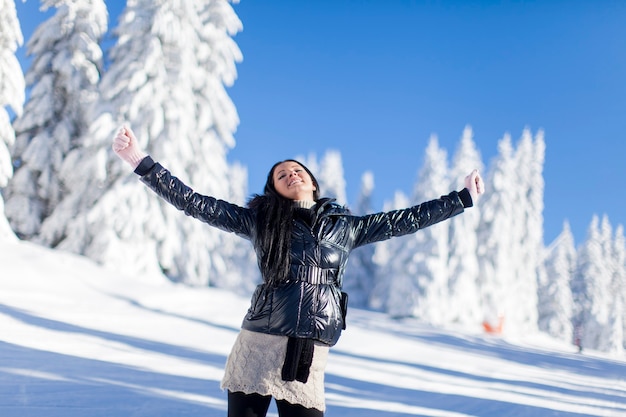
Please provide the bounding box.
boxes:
[112,126,484,417]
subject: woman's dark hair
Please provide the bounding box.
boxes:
[247,159,320,287]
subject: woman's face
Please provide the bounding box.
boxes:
[272,161,317,201]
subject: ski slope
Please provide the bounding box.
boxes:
[1,240,625,416]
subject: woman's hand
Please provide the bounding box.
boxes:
[112,125,147,169]
[464,169,485,202]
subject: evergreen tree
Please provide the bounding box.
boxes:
[538,221,575,341]
[575,216,612,351]
[477,133,517,332]
[211,160,259,294]
[608,224,625,353]
[447,125,483,325]
[597,215,617,352]
[5,0,107,240]
[0,0,24,240]
[38,0,247,287]
[475,130,544,335]
[386,136,450,323]
[343,171,377,307]
[599,216,625,354]
[371,190,414,316]
[413,136,451,324]
[318,149,347,205]
[607,295,624,355]
[508,129,544,332]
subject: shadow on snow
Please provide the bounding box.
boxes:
[0,303,229,417]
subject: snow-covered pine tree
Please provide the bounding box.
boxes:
[475,130,545,335]
[412,135,452,324]
[476,133,518,333]
[538,221,575,341]
[608,223,625,353]
[607,294,624,355]
[597,215,618,352]
[507,128,544,333]
[371,190,414,316]
[599,215,624,354]
[38,0,248,288]
[574,215,613,351]
[5,0,107,240]
[446,125,483,325]
[0,0,24,240]
[571,224,591,349]
[527,130,546,327]
[387,135,450,323]
[343,171,377,307]
[321,150,348,205]
[216,160,259,294]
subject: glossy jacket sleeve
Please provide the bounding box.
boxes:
[136,157,256,240]
[350,189,471,248]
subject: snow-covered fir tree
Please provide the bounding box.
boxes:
[343,171,377,307]
[598,215,619,352]
[538,221,576,341]
[608,224,625,353]
[446,126,483,325]
[0,0,24,240]
[608,295,624,355]
[377,136,451,321]
[507,129,544,333]
[475,130,545,335]
[370,190,413,316]
[574,216,613,351]
[600,216,626,354]
[407,136,451,324]
[36,0,248,288]
[5,0,107,240]
[477,134,518,332]
[318,150,347,205]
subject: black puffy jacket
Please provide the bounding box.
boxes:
[136,158,471,346]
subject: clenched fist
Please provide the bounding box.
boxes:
[464,169,485,203]
[112,126,147,169]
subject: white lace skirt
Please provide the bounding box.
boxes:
[220,329,329,411]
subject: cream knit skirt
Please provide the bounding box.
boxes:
[221,329,329,411]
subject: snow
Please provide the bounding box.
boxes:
[1,240,625,417]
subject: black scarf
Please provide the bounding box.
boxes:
[281,337,315,383]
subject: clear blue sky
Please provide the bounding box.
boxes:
[15,0,626,246]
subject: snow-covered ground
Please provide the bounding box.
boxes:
[1,240,625,417]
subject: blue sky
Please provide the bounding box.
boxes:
[15,0,626,246]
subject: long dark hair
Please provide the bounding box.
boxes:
[247,159,321,287]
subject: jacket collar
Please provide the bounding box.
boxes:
[313,198,336,216]
[311,198,350,221]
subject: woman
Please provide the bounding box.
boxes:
[112,126,484,417]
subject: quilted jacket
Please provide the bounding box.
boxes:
[135,156,471,346]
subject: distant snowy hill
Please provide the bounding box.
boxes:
[1,240,625,417]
